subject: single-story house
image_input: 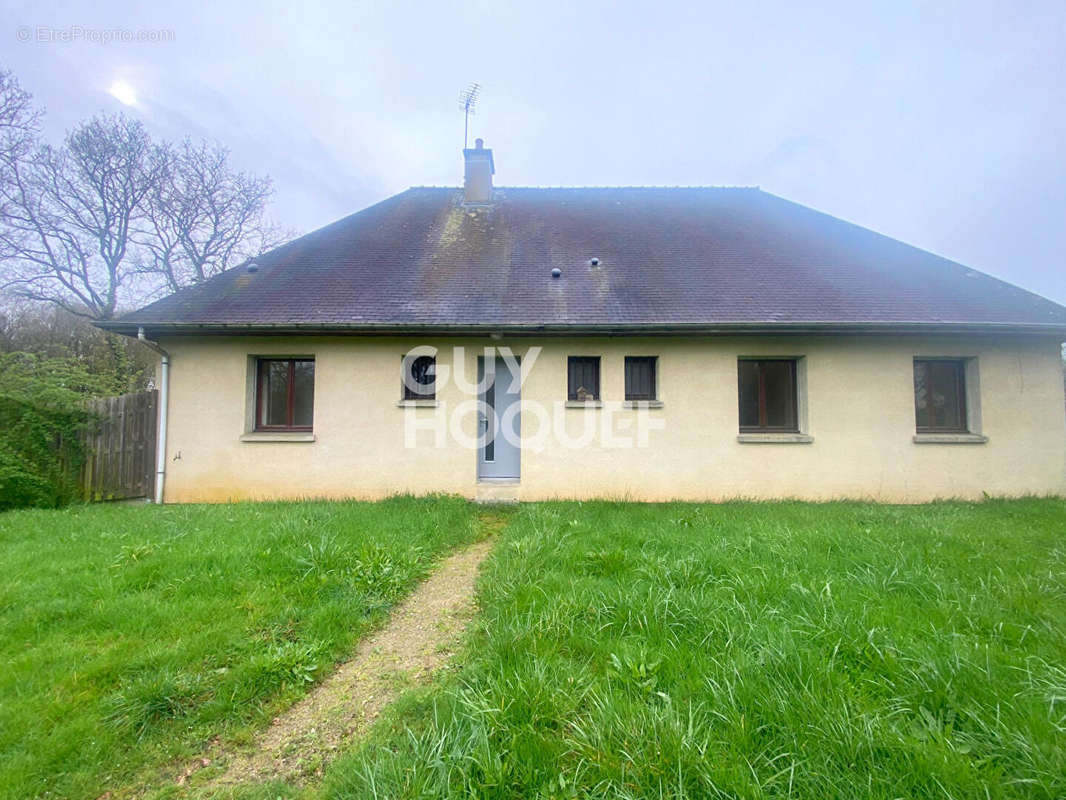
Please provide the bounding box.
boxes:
[100,141,1066,503]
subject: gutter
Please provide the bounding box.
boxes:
[98,320,1066,338]
[137,327,169,505]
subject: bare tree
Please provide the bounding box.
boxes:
[0,67,287,320]
[139,138,288,294]
[0,70,42,261]
[0,113,167,319]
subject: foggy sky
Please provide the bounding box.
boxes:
[4,0,1064,304]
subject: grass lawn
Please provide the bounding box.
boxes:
[324,499,1066,800]
[0,496,479,800]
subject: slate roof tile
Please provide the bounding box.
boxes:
[102,187,1066,333]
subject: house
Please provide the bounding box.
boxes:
[99,141,1066,504]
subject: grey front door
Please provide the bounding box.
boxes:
[477,356,521,480]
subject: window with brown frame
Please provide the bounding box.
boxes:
[625,356,657,401]
[914,359,968,433]
[255,358,315,431]
[402,354,436,400]
[738,359,798,432]
[567,356,600,401]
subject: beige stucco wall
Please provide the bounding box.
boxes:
[155,333,1066,503]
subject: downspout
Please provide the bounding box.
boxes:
[137,327,169,504]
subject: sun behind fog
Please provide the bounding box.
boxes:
[108,80,137,106]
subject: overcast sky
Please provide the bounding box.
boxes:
[4,0,1064,303]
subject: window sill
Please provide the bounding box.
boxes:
[240,432,316,443]
[913,433,988,445]
[565,400,602,409]
[396,399,439,408]
[623,400,664,409]
[737,433,814,444]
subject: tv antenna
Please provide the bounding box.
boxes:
[458,83,481,149]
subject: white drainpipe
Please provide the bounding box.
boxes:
[137,327,169,504]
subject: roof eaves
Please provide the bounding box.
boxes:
[95,320,1066,338]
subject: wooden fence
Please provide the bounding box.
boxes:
[81,390,158,501]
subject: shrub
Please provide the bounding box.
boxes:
[0,351,105,510]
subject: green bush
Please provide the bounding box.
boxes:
[0,352,105,510]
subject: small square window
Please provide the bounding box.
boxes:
[403,354,436,400]
[625,356,657,401]
[738,359,798,432]
[256,358,314,431]
[567,356,600,401]
[914,359,968,433]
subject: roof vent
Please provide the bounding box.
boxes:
[588,257,601,267]
[551,268,562,278]
[246,261,259,273]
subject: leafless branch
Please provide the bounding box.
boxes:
[1,102,165,319]
[136,138,283,293]
[0,67,287,320]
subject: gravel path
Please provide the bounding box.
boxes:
[202,530,497,787]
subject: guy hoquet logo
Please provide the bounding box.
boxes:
[399,346,665,451]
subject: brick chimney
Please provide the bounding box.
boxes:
[463,138,494,204]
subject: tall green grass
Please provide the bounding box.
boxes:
[326,500,1066,799]
[0,496,477,800]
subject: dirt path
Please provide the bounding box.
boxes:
[196,522,500,788]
